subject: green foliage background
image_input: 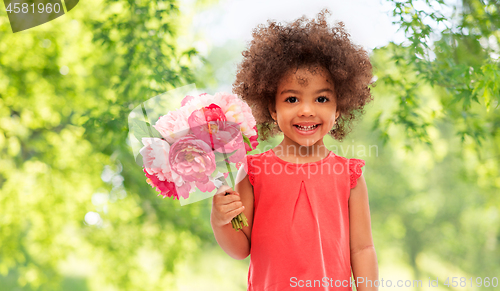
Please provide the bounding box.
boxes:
[0,0,498,290]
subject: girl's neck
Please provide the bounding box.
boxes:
[273,138,329,163]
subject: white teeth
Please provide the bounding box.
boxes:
[296,124,318,131]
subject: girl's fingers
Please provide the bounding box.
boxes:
[226,205,245,220]
[215,186,235,196]
[221,194,241,205]
[212,203,244,226]
[220,201,243,213]
[220,195,241,205]
[214,190,240,204]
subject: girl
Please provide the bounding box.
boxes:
[210,9,378,291]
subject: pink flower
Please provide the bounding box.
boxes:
[144,168,180,199]
[181,95,194,106]
[212,92,257,138]
[153,106,191,144]
[218,123,245,163]
[188,104,246,163]
[181,93,215,113]
[141,91,259,202]
[196,180,216,193]
[174,181,192,199]
[139,138,173,181]
[168,134,216,184]
[188,104,227,131]
[246,125,259,152]
[188,104,226,148]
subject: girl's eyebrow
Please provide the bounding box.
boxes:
[280,89,301,95]
[315,88,334,94]
[279,88,334,95]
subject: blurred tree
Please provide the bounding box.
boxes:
[0,0,219,290]
[377,0,499,150]
[365,0,500,287]
[379,0,500,202]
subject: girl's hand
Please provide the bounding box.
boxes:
[211,185,245,228]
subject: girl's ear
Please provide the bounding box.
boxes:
[268,102,277,120]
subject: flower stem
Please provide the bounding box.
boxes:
[231,212,249,231]
[218,156,248,231]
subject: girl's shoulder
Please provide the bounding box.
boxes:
[243,150,272,186]
[328,152,366,189]
[245,149,272,163]
[347,157,365,189]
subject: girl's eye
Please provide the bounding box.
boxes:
[317,96,329,103]
[285,96,329,103]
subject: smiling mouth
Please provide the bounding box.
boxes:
[294,124,320,131]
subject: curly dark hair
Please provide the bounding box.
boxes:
[232,9,374,142]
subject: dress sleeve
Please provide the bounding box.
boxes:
[246,155,254,186]
[349,158,365,189]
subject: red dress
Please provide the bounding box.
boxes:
[244,149,365,291]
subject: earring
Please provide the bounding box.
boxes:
[274,120,277,125]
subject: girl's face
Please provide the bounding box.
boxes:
[269,66,340,148]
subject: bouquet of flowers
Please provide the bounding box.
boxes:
[128,88,258,231]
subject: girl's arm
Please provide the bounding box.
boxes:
[210,165,254,260]
[349,174,379,291]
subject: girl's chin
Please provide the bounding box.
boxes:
[283,135,319,147]
[294,136,322,147]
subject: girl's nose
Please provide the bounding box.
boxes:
[298,102,315,117]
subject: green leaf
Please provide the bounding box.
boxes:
[210,168,221,178]
[220,162,239,186]
[214,150,237,162]
[483,87,491,111]
[215,161,238,175]
[131,118,163,143]
[212,161,238,184]
[215,161,229,174]
[242,134,253,151]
